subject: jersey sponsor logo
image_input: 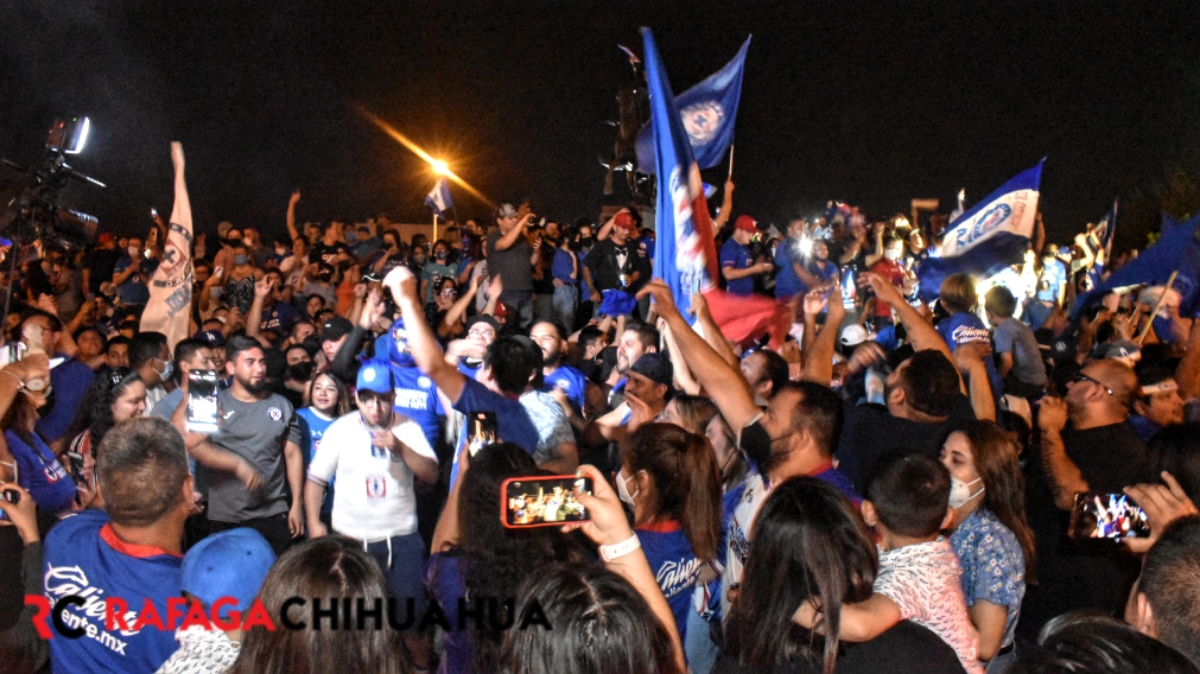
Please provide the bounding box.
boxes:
[417,376,432,389]
[951,325,991,345]
[223,410,236,420]
[45,565,137,652]
[394,388,429,411]
[655,557,703,600]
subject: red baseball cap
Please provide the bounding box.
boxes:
[735,215,759,235]
[614,211,636,229]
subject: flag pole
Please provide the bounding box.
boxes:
[727,145,735,181]
[1136,270,1178,345]
[433,213,438,242]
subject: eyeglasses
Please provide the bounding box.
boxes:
[468,328,495,339]
[1071,372,1113,396]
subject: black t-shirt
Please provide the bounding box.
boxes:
[712,621,966,674]
[836,397,976,494]
[585,237,652,292]
[486,230,534,293]
[84,248,121,295]
[1018,421,1148,639]
[309,241,350,267]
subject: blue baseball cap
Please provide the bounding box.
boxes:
[181,528,275,618]
[193,329,226,348]
[357,359,394,394]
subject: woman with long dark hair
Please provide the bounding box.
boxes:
[64,367,146,504]
[426,442,580,674]
[2,374,77,516]
[228,536,409,674]
[617,423,721,644]
[718,477,965,674]
[941,420,1037,671]
[297,371,349,530]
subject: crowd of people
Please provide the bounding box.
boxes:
[1,183,1200,674]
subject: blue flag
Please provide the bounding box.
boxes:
[644,28,720,317]
[425,177,453,218]
[1098,198,1118,258]
[1076,212,1200,317]
[917,161,1044,303]
[636,36,750,175]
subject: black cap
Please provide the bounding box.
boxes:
[321,316,355,342]
[630,353,673,389]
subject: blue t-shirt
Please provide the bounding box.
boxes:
[551,249,578,285]
[636,235,656,262]
[720,238,755,295]
[35,357,95,444]
[935,312,1003,414]
[389,363,445,450]
[298,407,337,513]
[636,522,702,644]
[113,255,157,305]
[44,509,183,674]
[542,364,587,414]
[8,429,76,514]
[259,301,299,334]
[1036,260,1066,302]
[774,241,805,300]
[449,378,539,490]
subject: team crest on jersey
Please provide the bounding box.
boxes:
[418,376,432,388]
[268,407,282,422]
[366,474,387,498]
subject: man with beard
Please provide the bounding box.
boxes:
[531,320,587,415]
[604,321,659,410]
[173,335,305,555]
[637,280,855,621]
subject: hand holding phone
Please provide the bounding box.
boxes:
[187,369,220,433]
[1068,492,1150,539]
[502,475,593,528]
[466,412,499,458]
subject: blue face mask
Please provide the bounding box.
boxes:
[345,232,359,244]
[234,255,249,266]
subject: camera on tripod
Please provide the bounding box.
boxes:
[0,115,104,249]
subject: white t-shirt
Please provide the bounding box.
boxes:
[307,411,437,541]
[718,473,772,619]
[875,538,983,674]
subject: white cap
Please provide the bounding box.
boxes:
[840,325,871,348]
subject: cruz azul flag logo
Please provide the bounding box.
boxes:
[916,160,1044,303]
[636,36,750,174]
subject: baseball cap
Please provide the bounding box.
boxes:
[97,232,115,244]
[321,316,355,343]
[840,324,871,348]
[614,211,636,229]
[735,214,759,235]
[630,353,673,389]
[357,359,394,394]
[1104,340,1142,364]
[495,203,520,219]
[181,528,275,619]
[193,329,226,348]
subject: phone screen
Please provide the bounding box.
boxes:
[187,369,221,433]
[502,476,593,528]
[0,461,16,521]
[465,412,499,458]
[1068,492,1150,539]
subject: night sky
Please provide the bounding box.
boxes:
[2,1,1198,249]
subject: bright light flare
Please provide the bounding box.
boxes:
[356,106,493,207]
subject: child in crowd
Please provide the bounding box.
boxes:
[796,451,983,674]
[155,528,276,674]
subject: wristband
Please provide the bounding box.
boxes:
[599,534,641,563]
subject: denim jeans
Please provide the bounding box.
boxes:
[552,284,578,332]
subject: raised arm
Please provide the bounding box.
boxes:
[713,179,734,229]
[385,266,467,403]
[638,281,759,430]
[493,212,534,252]
[801,288,846,386]
[286,190,302,242]
[1036,396,1089,511]
[438,274,481,338]
[861,272,953,364]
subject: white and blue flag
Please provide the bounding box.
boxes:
[949,188,966,224]
[636,36,750,175]
[917,161,1044,303]
[425,177,453,218]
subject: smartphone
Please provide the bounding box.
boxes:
[186,369,221,433]
[0,461,16,522]
[1068,492,1150,540]
[0,342,25,367]
[501,475,593,528]
[840,267,857,309]
[66,450,86,485]
[465,412,499,458]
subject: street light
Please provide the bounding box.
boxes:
[431,159,449,176]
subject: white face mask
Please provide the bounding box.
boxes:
[884,248,902,261]
[616,470,640,506]
[128,247,140,259]
[948,476,984,508]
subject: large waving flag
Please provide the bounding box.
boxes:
[636,36,750,175]
[644,29,788,347]
[1098,198,1118,259]
[1075,212,1200,317]
[917,161,1044,303]
[140,142,193,350]
[425,177,453,218]
[949,188,966,224]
